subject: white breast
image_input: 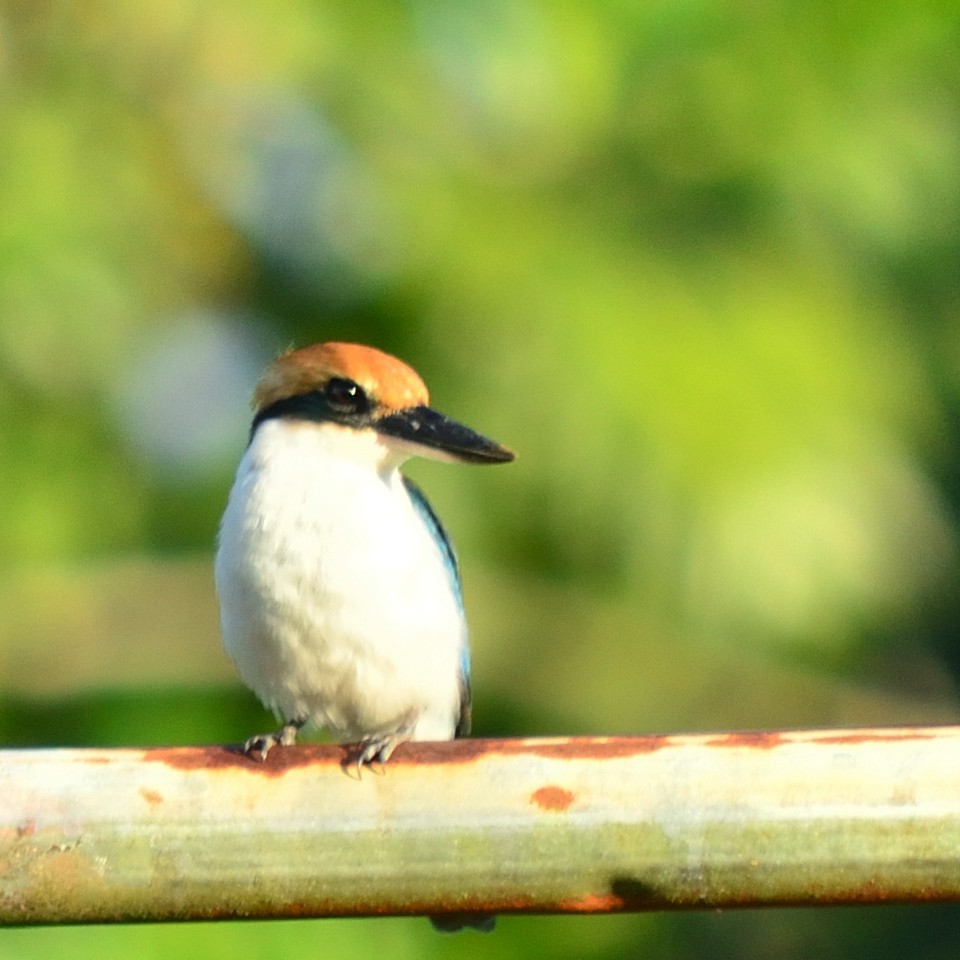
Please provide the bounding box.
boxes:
[214,419,465,743]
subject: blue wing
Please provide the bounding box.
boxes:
[403,476,472,737]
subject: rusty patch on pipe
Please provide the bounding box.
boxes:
[558,892,625,912]
[138,788,163,806]
[811,730,941,746]
[138,728,953,776]
[143,736,673,774]
[352,736,669,764]
[703,728,946,751]
[511,737,667,760]
[144,744,339,775]
[703,731,787,750]
[531,785,575,811]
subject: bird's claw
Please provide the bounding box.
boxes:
[242,719,303,762]
[243,733,278,762]
[353,728,411,776]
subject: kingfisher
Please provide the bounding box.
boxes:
[215,342,514,772]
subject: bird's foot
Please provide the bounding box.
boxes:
[352,721,414,776]
[243,718,304,762]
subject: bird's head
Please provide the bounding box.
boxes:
[251,342,515,467]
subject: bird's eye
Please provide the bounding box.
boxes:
[325,377,369,414]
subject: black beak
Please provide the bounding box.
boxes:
[376,405,514,464]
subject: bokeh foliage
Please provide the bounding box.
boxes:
[2,1,960,958]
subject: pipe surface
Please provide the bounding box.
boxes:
[2,728,960,924]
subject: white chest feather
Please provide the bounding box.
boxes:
[214,420,466,742]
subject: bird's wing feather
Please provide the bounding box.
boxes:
[402,476,472,737]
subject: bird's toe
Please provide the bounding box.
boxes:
[242,719,304,761]
[354,728,411,774]
[242,733,277,762]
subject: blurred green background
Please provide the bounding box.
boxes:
[2,1,960,957]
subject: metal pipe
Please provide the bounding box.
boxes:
[3,728,960,925]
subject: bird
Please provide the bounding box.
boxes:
[215,342,514,776]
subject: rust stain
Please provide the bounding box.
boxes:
[402,739,486,763]
[143,744,342,775]
[811,731,940,747]
[531,785,575,812]
[138,788,164,807]
[516,737,667,760]
[342,736,670,764]
[400,735,665,763]
[704,884,948,910]
[140,737,667,774]
[401,892,539,918]
[135,729,950,775]
[558,892,625,913]
[701,728,947,751]
[703,731,786,750]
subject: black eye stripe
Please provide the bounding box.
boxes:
[250,378,373,436]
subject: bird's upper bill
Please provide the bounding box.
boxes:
[252,342,514,465]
